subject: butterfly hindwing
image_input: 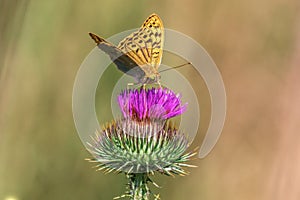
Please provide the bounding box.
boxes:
[118,14,164,70]
[142,14,164,70]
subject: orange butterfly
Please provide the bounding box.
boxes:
[89,13,164,85]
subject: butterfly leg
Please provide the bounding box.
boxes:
[157,80,161,88]
[127,82,134,89]
[127,82,142,89]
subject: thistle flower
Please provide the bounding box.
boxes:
[87,87,196,200]
[118,88,187,121]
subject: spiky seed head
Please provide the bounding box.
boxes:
[87,119,193,174]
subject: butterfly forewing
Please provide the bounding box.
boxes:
[89,33,146,80]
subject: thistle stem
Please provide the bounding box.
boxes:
[127,173,151,200]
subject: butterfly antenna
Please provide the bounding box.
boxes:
[159,62,192,73]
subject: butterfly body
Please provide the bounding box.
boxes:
[89,13,164,85]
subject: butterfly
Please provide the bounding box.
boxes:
[89,13,164,85]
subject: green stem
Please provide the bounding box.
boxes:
[127,173,151,200]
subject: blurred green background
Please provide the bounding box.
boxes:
[1,0,300,199]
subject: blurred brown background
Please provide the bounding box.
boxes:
[1,0,300,199]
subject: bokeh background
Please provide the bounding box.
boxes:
[1,0,300,199]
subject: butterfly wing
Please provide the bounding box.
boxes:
[89,33,146,81]
[117,13,164,71]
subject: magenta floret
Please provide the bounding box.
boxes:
[117,88,187,121]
